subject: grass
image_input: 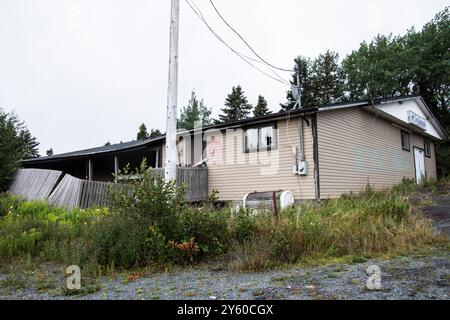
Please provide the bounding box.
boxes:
[0,177,448,295]
[224,180,448,271]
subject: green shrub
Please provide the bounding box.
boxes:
[177,208,230,257]
[0,192,22,217]
[87,161,231,268]
[229,209,258,244]
[109,161,186,238]
[88,214,153,268]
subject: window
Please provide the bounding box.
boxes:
[401,130,410,151]
[245,128,258,152]
[244,124,276,152]
[424,140,431,158]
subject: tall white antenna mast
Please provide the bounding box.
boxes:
[291,70,301,109]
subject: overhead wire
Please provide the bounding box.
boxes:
[185,0,291,85]
[208,0,294,73]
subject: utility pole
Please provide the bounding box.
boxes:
[296,70,301,109]
[165,0,180,182]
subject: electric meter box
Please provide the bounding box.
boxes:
[297,161,307,176]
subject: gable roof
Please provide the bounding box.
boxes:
[23,95,447,164]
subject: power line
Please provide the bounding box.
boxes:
[208,0,293,73]
[189,0,261,64]
[186,0,289,85]
[184,0,290,85]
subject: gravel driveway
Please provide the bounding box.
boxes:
[1,253,448,300]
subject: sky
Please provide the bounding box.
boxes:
[0,0,448,155]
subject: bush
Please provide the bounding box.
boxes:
[0,192,22,217]
[177,208,230,258]
[87,161,231,268]
[88,214,155,269]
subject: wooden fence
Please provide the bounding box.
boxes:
[9,167,208,209]
[47,174,111,210]
[8,168,63,201]
[152,167,208,202]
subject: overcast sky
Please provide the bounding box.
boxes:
[0,0,448,155]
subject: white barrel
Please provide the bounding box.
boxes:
[279,191,295,209]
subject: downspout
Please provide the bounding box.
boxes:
[299,117,305,162]
[311,113,320,201]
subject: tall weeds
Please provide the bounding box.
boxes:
[0,176,446,274]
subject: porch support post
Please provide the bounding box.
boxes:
[88,159,93,181]
[114,156,119,175]
[155,149,160,168]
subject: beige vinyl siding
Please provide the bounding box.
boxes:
[425,141,437,179]
[205,119,316,201]
[317,108,438,198]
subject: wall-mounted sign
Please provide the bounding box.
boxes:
[407,110,427,130]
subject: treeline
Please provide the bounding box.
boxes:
[166,7,448,129]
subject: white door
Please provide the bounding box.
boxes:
[414,148,426,184]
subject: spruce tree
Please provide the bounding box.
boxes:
[19,129,40,159]
[218,85,252,123]
[46,148,54,156]
[311,50,345,105]
[178,90,212,130]
[280,56,314,110]
[149,129,162,137]
[137,123,149,140]
[253,95,271,117]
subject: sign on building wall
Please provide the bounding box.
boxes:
[407,110,427,130]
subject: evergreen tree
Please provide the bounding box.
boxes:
[46,148,54,156]
[104,141,111,146]
[311,50,345,105]
[280,56,315,110]
[218,85,252,123]
[253,95,271,117]
[149,129,162,137]
[19,129,40,159]
[282,53,345,110]
[137,123,149,140]
[0,108,40,191]
[178,90,212,130]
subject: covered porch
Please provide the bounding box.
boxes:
[22,138,164,182]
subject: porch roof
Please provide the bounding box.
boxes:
[22,135,165,164]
